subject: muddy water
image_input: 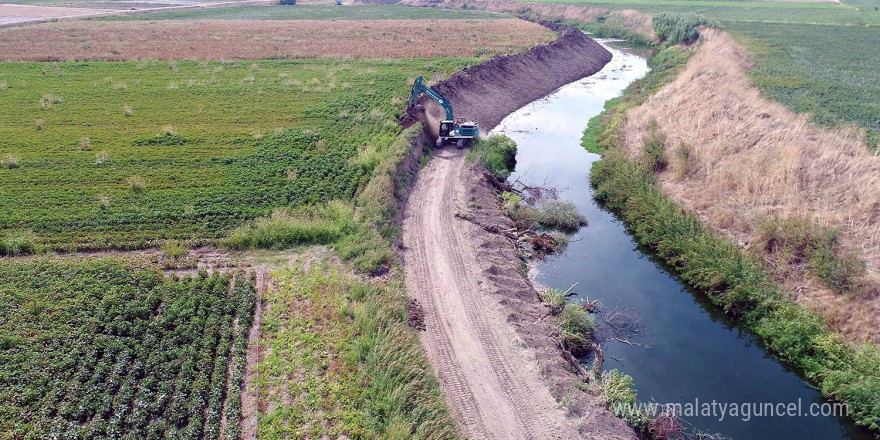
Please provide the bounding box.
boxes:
[490,41,873,440]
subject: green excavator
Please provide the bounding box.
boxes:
[407,76,479,149]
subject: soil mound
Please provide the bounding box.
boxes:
[402,21,611,134]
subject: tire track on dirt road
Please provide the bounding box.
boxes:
[402,147,581,439]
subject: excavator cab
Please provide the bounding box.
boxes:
[439,120,454,138]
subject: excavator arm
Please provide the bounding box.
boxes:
[407,76,455,121]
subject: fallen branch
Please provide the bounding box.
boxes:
[562,282,579,297]
[592,342,604,378]
[559,340,590,381]
[612,337,643,347]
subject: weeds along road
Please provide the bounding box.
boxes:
[402,146,581,440]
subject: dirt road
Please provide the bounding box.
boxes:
[403,147,583,439]
[397,20,638,440]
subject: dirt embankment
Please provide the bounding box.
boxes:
[404,21,612,135]
[399,22,635,440]
[620,28,880,346]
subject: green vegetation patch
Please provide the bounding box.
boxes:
[257,261,457,439]
[0,258,256,439]
[97,4,503,21]
[0,58,475,252]
[469,134,517,180]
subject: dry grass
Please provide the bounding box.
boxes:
[0,18,554,61]
[620,29,880,344]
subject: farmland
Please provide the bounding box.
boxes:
[0,257,255,439]
[0,19,553,61]
[729,21,880,144]
[0,57,485,252]
[98,4,504,20]
[0,8,560,438]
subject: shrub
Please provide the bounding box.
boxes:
[600,370,649,428]
[652,12,717,45]
[2,153,20,169]
[126,175,148,193]
[539,288,565,314]
[535,199,587,231]
[558,303,594,356]
[642,119,667,172]
[95,151,109,166]
[161,240,188,259]
[756,216,867,294]
[501,191,522,215]
[223,202,352,250]
[97,194,110,209]
[672,141,693,180]
[280,0,296,4]
[0,229,41,256]
[38,93,63,109]
[471,135,517,180]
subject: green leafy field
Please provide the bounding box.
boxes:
[0,258,256,439]
[97,4,503,20]
[729,21,880,143]
[0,58,474,251]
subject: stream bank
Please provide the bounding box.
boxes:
[491,40,875,440]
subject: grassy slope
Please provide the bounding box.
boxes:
[0,258,256,439]
[0,58,473,251]
[97,4,504,20]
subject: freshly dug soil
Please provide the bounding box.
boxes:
[398,19,635,440]
[403,20,612,136]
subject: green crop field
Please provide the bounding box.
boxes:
[729,21,880,141]
[97,4,503,20]
[0,58,474,252]
[0,258,256,439]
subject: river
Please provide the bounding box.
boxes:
[490,40,873,440]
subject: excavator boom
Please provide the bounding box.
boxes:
[406,76,479,149]
[407,76,455,121]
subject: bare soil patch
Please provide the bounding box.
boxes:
[401,23,635,439]
[0,18,554,61]
[620,28,880,345]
